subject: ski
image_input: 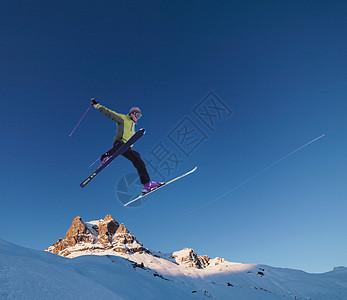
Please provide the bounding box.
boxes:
[80,128,146,188]
[123,166,198,207]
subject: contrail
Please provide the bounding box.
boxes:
[164,134,326,223]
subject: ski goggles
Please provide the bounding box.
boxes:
[133,112,142,118]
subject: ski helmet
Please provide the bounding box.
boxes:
[129,107,141,114]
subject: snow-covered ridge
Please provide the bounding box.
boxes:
[43,215,347,299]
[172,248,210,269]
[46,214,245,273]
[2,238,347,300]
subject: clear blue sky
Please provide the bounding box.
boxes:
[1,1,346,273]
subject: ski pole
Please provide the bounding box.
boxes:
[89,157,100,168]
[89,147,113,167]
[69,104,92,137]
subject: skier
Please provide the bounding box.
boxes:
[90,98,162,193]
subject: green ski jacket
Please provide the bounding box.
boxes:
[97,105,136,145]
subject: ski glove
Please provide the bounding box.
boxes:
[91,98,99,108]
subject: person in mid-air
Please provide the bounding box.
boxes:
[91,98,162,193]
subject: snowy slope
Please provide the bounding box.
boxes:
[0,239,200,299]
[2,239,347,299]
[116,251,347,300]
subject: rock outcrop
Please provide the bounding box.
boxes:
[98,214,120,248]
[112,223,143,253]
[46,215,215,270]
[172,248,210,269]
[46,215,145,257]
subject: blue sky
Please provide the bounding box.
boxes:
[0,1,346,273]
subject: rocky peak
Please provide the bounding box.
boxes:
[209,257,226,266]
[115,223,129,234]
[65,216,95,244]
[112,223,143,253]
[45,216,97,257]
[98,215,119,248]
[46,215,145,257]
[172,248,210,269]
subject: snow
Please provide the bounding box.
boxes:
[0,239,197,299]
[1,239,347,299]
[84,220,100,237]
[86,220,102,226]
[0,240,121,299]
[172,248,193,260]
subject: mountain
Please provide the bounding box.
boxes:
[0,239,196,299]
[46,215,145,257]
[42,215,347,299]
[172,248,210,269]
[1,215,346,299]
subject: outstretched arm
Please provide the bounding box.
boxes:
[91,98,124,123]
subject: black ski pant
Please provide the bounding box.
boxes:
[101,141,150,184]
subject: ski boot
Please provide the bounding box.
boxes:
[100,154,110,166]
[142,181,164,194]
